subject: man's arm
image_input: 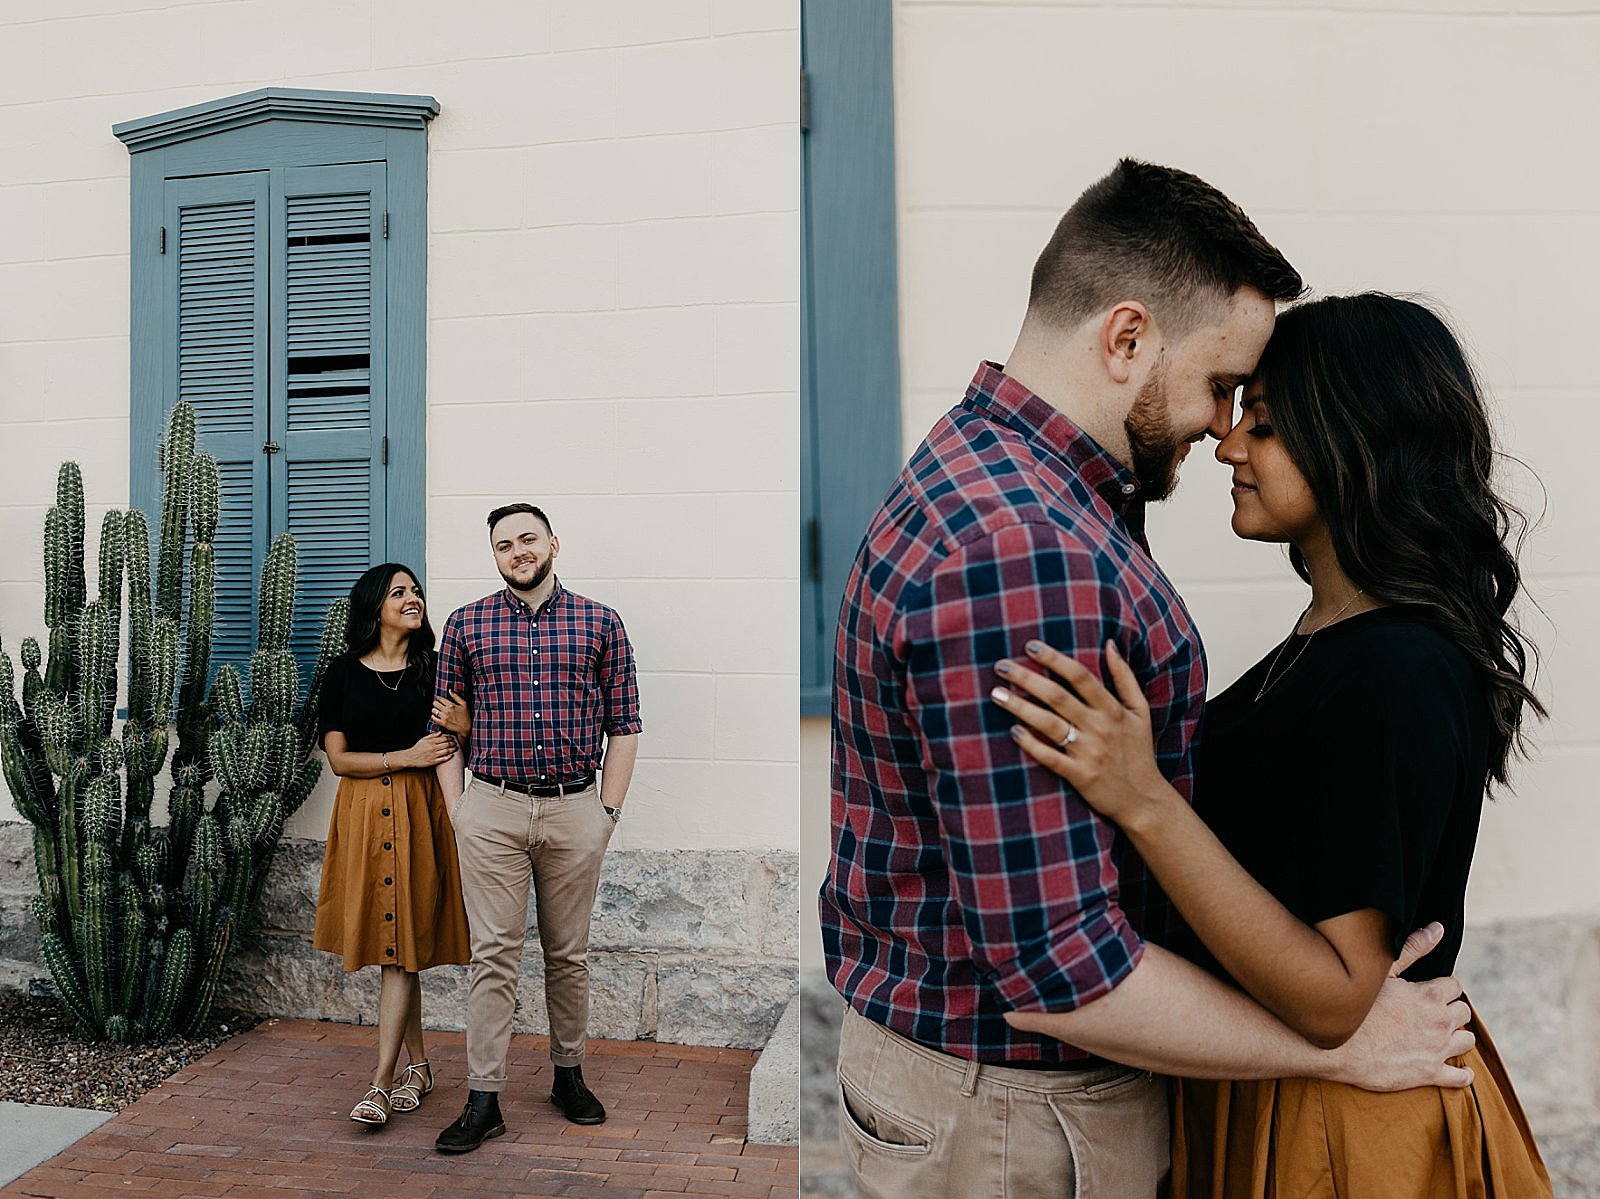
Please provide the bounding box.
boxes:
[436,748,466,808]
[1005,938,1474,1090]
[599,733,638,811]
[432,612,470,806]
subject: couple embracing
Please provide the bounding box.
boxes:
[822,161,1553,1197]
[309,503,641,1151]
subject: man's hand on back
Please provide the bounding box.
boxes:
[1320,922,1476,1092]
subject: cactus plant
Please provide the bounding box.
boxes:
[0,402,348,1042]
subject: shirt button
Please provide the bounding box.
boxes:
[381,776,391,786]
[384,877,393,886]
[384,913,393,922]
[1121,483,1136,495]
[534,713,541,719]
[382,809,391,816]
[385,948,394,957]
[532,680,539,687]
[383,842,392,851]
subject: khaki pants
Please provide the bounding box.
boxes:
[837,1006,1170,1199]
[451,776,614,1088]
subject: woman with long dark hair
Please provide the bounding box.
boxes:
[313,563,473,1126]
[991,294,1553,1195]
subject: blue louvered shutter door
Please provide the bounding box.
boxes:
[163,172,271,675]
[267,163,388,672]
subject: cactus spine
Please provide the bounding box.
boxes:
[0,402,344,1042]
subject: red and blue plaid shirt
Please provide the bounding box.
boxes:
[821,362,1207,1064]
[433,579,642,782]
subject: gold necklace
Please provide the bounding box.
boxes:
[1253,588,1365,703]
[365,658,409,691]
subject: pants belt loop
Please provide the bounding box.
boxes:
[495,779,508,796]
[959,1058,980,1098]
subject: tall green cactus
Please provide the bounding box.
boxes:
[0,401,346,1042]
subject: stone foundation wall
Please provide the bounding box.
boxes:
[800,917,1600,1199]
[0,822,797,1050]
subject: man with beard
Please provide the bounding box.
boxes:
[430,503,641,1153]
[821,161,1474,1197]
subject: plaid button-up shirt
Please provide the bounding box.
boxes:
[433,579,642,782]
[821,362,1207,1064]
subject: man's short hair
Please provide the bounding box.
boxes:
[1029,158,1303,337]
[487,502,553,538]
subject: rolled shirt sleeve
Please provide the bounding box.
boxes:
[899,521,1144,1013]
[598,610,642,736]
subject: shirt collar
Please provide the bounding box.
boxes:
[501,576,564,617]
[964,361,1142,514]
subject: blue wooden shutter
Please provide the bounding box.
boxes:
[268,163,388,669]
[163,172,270,674]
[800,0,904,714]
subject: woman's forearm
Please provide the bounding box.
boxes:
[326,749,406,779]
[1124,789,1385,1047]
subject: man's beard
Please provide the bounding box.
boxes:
[1124,364,1185,502]
[499,555,553,593]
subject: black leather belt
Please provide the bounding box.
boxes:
[476,772,595,798]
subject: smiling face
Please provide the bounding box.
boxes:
[1215,379,1322,544]
[1125,287,1277,501]
[491,511,559,593]
[379,570,426,635]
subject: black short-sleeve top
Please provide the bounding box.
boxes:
[1188,606,1491,982]
[317,654,433,755]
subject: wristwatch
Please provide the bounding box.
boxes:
[603,805,622,822]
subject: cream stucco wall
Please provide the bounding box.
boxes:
[802,0,1600,970]
[0,0,800,854]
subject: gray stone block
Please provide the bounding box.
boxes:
[251,839,324,937]
[800,969,847,1187]
[589,849,768,954]
[1544,1125,1600,1199]
[748,991,799,1144]
[1457,918,1600,1137]
[762,852,800,960]
[657,957,795,1050]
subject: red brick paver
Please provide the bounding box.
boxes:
[2,1020,797,1198]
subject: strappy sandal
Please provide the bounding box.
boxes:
[390,1060,434,1113]
[350,1084,392,1125]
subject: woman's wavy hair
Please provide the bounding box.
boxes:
[343,563,436,690]
[1254,292,1544,790]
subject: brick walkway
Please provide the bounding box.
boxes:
[1,1018,798,1198]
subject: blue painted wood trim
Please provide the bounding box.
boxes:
[128,146,165,526]
[383,125,429,584]
[113,88,439,151]
[800,0,904,717]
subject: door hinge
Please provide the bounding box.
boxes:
[382,435,389,465]
[159,226,166,254]
[800,68,809,134]
[382,211,389,239]
[262,440,280,454]
[806,517,821,582]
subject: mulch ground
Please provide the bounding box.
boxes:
[1,1017,798,1198]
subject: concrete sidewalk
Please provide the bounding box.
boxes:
[0,1018,798,1198]
[0,1102,113,1188]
